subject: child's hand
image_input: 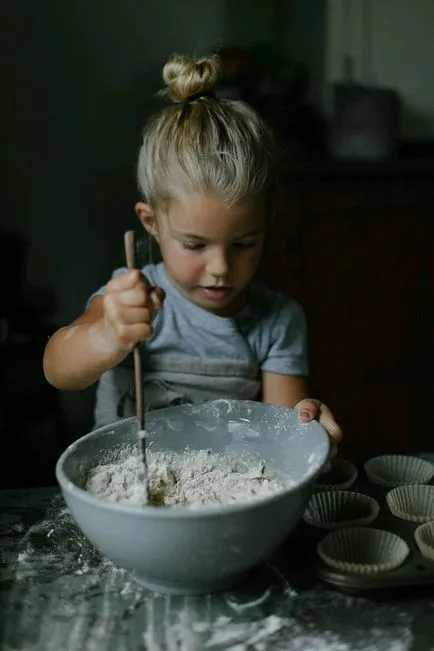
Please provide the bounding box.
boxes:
[294,398,342,471]
[102,269,165,351]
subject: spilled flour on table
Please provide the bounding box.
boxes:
[141,591,414,651]
[2,498,418,651]
[85,447,292,507]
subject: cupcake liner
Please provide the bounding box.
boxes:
[317,527,410,574]
[364,455,434,488]
[386,485,434,523]
[304,490,380,530]
[414,521,434,561]
[315,458,358,491]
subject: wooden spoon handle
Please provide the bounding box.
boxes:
[124,231,144,432]
[124,230,137,270]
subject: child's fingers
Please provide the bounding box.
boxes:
[107,269,142,292]
[117,307,152,325]
[318,405,343,444]
[106,276,159,311]
[116,287,151,308]
[298,399,342,445]
[329,442,338,459]
[107,269,155,294]
[104,295,153,328]
[102,273,163,350]
[320,442,338,473]
[114,322,154,347]
[296,399,342,471]
[297,398,320,422]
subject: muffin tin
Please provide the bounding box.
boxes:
[295,456,434,595]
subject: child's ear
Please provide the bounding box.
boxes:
[135,202,159,240]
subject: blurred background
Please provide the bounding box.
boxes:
[1,0,433,487]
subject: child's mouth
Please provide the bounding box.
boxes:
[200,287,233,301]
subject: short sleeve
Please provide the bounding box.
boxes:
[260,297,309,376]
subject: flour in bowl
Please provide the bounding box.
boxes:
[84,448,292,508]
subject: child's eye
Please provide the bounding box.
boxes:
[182,242,205,251]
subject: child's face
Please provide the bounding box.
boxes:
[139,194,266,316]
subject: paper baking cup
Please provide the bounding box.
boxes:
[304,490,380,529]
[317,527,410,574]
[414,521,434,561]
[386,485,434,523]
[364,455,434,488]
[315,458,358,491]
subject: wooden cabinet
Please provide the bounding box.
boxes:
[264,168,433,461]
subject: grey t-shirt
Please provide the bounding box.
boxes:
[90,262,308,428]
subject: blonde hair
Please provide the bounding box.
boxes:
[137,54,276,208]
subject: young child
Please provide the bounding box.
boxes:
[43,54,342,461]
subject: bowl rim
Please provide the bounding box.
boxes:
[55,401,330,518]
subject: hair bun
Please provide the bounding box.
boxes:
[163,54,221,102]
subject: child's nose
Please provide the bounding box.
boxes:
[207,249,230,278]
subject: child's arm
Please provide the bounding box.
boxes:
[43,269,164,391]
[43,296,128,390]
[261,371,309,407]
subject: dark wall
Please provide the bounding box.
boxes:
[2,0,229,325]
[2,1,276,472]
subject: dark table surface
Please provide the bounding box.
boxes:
[1,486,434,651]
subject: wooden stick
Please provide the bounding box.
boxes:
[124,230,148,495]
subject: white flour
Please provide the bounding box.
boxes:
[85,448,291,508]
